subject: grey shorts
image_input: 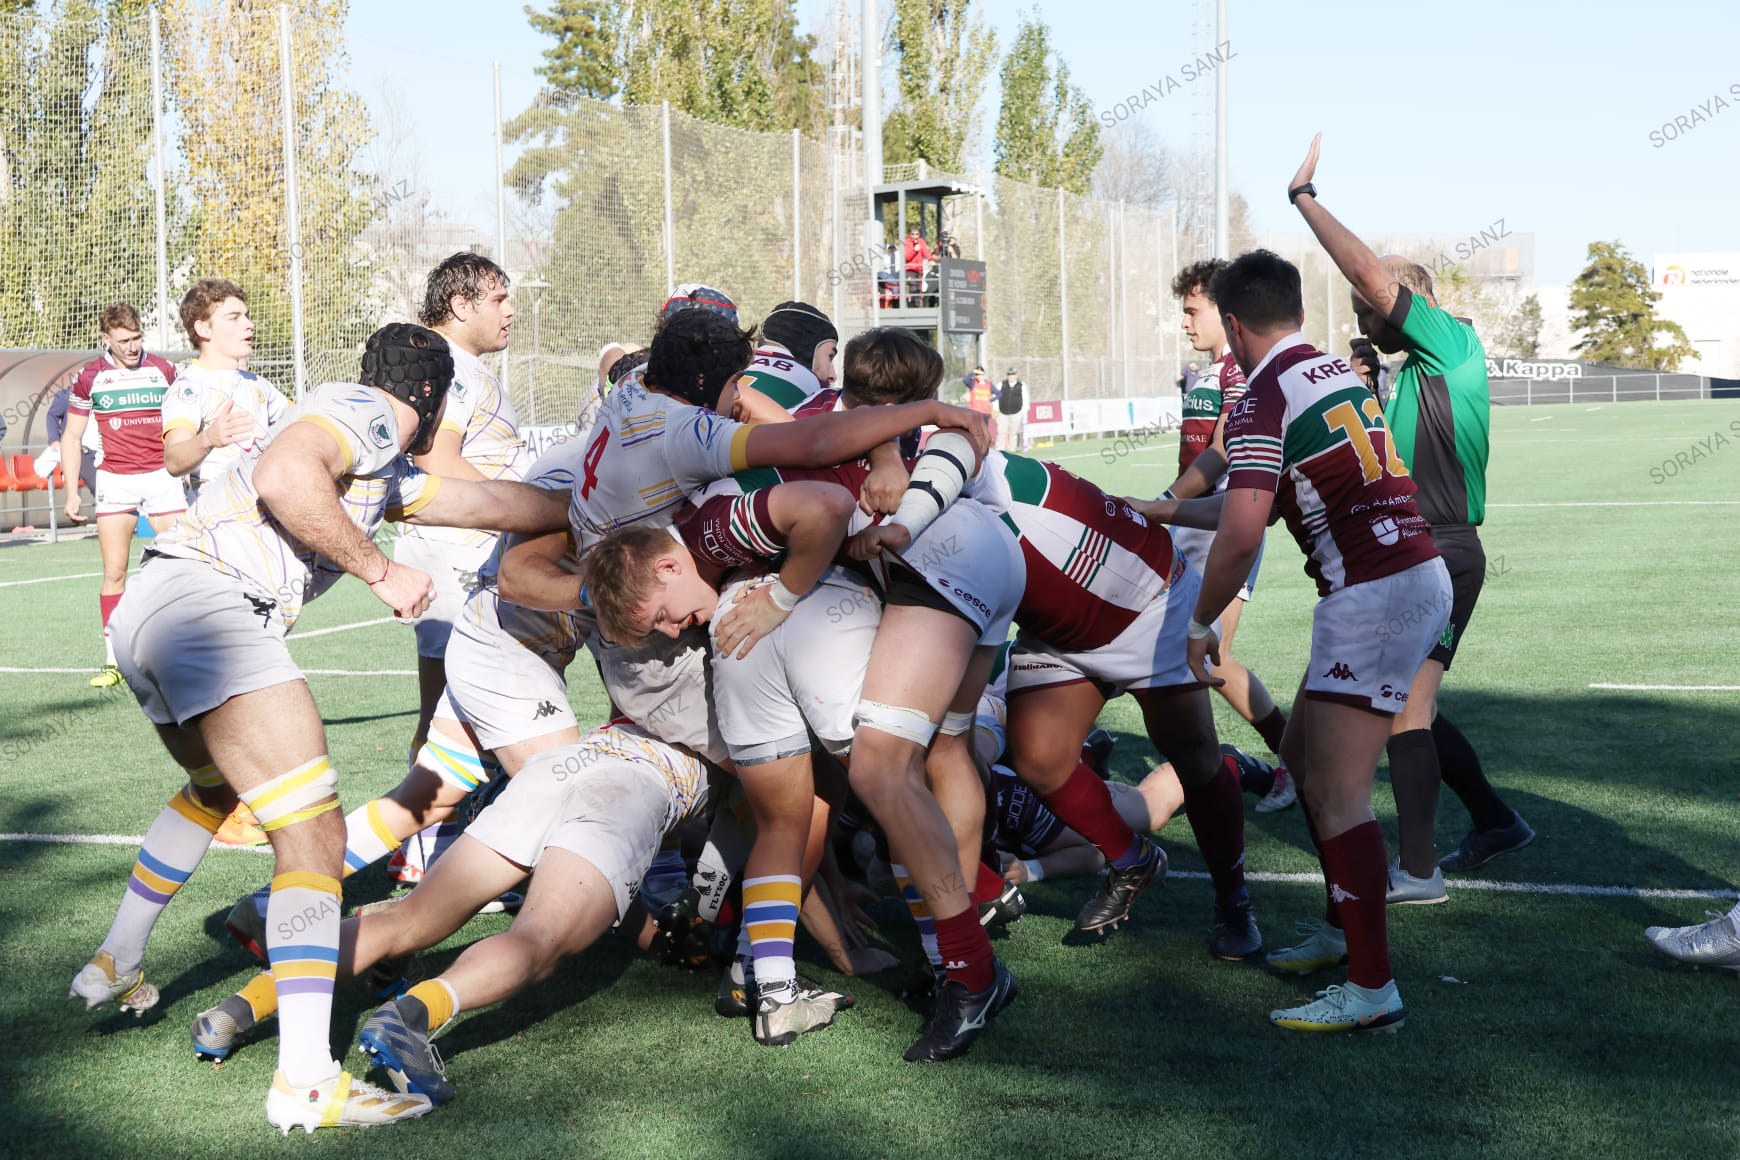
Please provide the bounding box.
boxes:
[110,555,303,726]
[435,604,579,752]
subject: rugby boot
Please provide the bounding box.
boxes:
[359,998,455,1105]
[1439,812,1535,872]
[977,880,1027,928]
[192,993,260,1062]
[1209,892,1263,960]
[751,982,838,1047]
[1270,981,1405,1035]
[1645,908,1740,971]
[69,950,158,1013]
[1074,839,1167,932]
[903,959,1017,1063]
[1265,919,1348,975]
[265,1069,432,1134]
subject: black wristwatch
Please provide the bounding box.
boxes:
[1288,182,1317,205]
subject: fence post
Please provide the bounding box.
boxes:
[661,102,676,294]
[1057,186,1070,402]
[276,4,307,400]
[494,62,509,400]
[791,128,801,301]
[1117,201,1129,396]
[149,10,170,352]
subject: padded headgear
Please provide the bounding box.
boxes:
[761,301,838,371]
[359,323,453,456]
[661,283,738,325]
[645,308,753,411]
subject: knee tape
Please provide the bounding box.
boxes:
[937,710,976,737]
[238,755,340,831]
[187,763,225,789]
[418,734,488,794]
[854,700,938,747]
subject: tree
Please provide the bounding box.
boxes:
[0,0,171,348]
[1569,241,1694,370]
[882,0,997,174]
[1491,293,1542,360]
[526,0,618,99]
[164,0,376,385]
[992,15,1099,195]
[1091,120,1172,210]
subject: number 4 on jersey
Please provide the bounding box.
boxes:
[580,425,610,498]
[1322,397,1409,484]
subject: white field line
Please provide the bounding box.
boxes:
[1530,415,1554,422]
[287,617,399,640]
[0,832,1729,899]
[0,570,104,588]
[1489,500,1740,508]
[1589,683,1740,692]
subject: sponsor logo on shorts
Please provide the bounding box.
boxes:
[533,700,561,719]
[946,584,991,617]
[1378,684,1409,704]
[244,594,278,628]
[1320,662,1357,681]
[370,419,394,449]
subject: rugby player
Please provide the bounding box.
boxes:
[1289,135,1533,895]
[59,303,183,688]
[1160,260,1294,812]
[741,300,839,404]
[69,324,571,1133]
[1645,901,1740,972]
[390,253,531,885]
[1184,247,1450,1033]
[194,720,719,1111]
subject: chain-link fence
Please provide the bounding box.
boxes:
[0,3,1217,434]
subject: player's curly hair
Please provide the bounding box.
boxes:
[179,279,247,349]
[582,523,679,644]
[1171,258,1228,303]
[643,308,756,411]
[840,327,942,407]
[418,251,510,328]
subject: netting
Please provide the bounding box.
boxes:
[0,2,1204,434]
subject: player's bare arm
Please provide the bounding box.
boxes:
[252,421,428,618]
[1289,133,1397,315]
[1185,485,1269,686]
[496,529,582,612]
[1126,492,1224,530]
[411,425,488,482]
[712,481,856,659]
[403,478,569,536]
[58,408,89,520]
[1162,413,1229,500]
[860,441,910,514]
[162,398,252,477]
[745,400,991,468]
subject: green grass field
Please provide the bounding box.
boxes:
[2,400,1738,1158]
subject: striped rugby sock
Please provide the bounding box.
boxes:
[99,784,224,976]
[742,875,802,993]
[892,864,942,968]
[342,800,403,876]
[266,871,342,1088]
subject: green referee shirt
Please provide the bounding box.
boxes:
[1384,286,1491,527]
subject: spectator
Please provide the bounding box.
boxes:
[966,366,993,416]
[903,225,933,307]
[1178,360,1202,396]
[44,379,100,497]
[939,231,962,260]
[995,368,1025,451]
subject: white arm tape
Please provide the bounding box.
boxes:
[1022,859,1046,882]
[938,710,976,737]
[238,755,339,830]
[888,430,975,541]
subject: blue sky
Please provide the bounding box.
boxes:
[345,0,1740,284]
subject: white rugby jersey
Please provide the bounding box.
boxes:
[402,343,529,550]
[149,382,438,632]
[159,362,289,499]
[466,435,595,660]
[562,722,713,828]
[566,376,752,555]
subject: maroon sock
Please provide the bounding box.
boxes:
[1299,800,1340,929]
[973,861,1005,905]
[1319,820,1392,988]
[99,592,121,629]
[1254,706,1287,754]
[932,906,994,991]
[1040,763,1139,864]
[1181,760,1246,899]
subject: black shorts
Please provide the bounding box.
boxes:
[1429,524,1484,669]
[881,563,977,630]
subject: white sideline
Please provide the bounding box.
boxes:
[1589,683,1740,692]
[0,570,104,588]
[0,832,1731,900]
[288,617,399,640]
[0,666,414,676]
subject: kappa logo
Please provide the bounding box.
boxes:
[1320,662,1357,681]
[244,594,278,627]
[532,700,561,720]
[1329,883,1360,903]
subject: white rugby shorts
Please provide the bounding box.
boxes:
[393,534,495,658]
[1304,558,1452,714]
[110,556,303,726]
[894,499,1024,646]
[95,467,186,519]
[710,567,880,766]
[1170,525,1264,601]
[433,602,580,752]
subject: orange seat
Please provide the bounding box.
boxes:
[0,456,18,493]
[12,455,47,491]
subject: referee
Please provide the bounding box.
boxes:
[1287,135,1533,897]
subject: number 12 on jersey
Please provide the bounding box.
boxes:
[1322,398,1409,484]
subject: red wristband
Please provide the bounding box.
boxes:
[364,558,390,586]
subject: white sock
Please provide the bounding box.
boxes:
[265,871,342,1088]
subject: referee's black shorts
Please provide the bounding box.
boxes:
[1428,524,1484,669]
